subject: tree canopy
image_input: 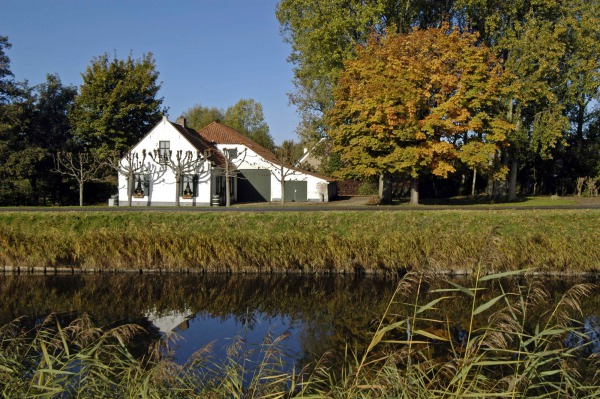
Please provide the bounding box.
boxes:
[69,52,165,154]
[182,104,224,131]
[280,0,600,199]
[276,0,455,144]
[182,98,275,151]
[223,99,274,151]
[328,25,514,203]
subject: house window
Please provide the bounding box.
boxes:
[181,174,197,198]
[224,148,238,159]
[159,141,170,163]
[131,174,150,197]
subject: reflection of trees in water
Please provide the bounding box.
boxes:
[0,273,597,369]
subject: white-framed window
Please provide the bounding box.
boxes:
[224,148,238,159]
[159,141,170,163]
[180,174,197,197]
[131,174,151,197]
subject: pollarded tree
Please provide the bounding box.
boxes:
[328,25,514,204]
[54,151,105,207]
[69,52,165,155]
[149,149,208,207]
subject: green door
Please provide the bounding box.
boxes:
[238,169,271,202]
[284,181,307,202]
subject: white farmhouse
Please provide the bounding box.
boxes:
[117,117,336,206]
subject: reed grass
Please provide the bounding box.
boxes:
[1,271,597,398]
[0,210,599,274]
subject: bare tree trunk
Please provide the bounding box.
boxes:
[127,173,133,206]
[471,168,477,197]
[280,165,285,205]
[508,157,518,201]
[379,174,392,204]
[175,173,181,207]
[79,181,84,207]
[410,176,419,205]
[225,162,231,207]
[492,151,509,201]
[576,102,585,152]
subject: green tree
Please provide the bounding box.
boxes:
[223,98,274,151]
[276,0,455,144]
[456,0,600,197]
[328,26,514,204]
[0,36,15,104]
[0,37,35,204]
[69,52,165,155]
[181,104,224,131]
[4,75,77,205]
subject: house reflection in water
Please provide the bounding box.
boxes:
[144,309,194,335]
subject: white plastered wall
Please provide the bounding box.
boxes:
[117,119,213,206]
[213,144,331,202]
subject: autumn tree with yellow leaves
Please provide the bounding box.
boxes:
[328,25,515,204]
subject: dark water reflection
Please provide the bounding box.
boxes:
[0,273,598,368]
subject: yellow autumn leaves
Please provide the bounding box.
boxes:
[328,24,515,181]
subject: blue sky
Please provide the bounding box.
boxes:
[0,0,299,143]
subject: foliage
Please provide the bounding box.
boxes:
[69,52,165,155]
[278,1,600,198]
[223,98,275,151]
[182,103,224,130]
[0,35,15,104]
[328,25,514,203]
[357,181,377,196]
[276,0,454,144]
[5,75,77,205]
[182,98,275,150]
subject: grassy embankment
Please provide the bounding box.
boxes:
[1,269,598,398]
[0,209,598,274]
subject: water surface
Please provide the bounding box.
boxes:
[1,273,598,368]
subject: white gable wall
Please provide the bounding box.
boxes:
[212,144,331,202]
[118,119,213,206]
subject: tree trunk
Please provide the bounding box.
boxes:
[492,150,509,201]
[128,173,133,206]
[175,173,181,207]
[576,102,585,152]
[471,168,477,197]
[378,174,392,204]
[225,163,231,207]
[79,181,84,207]
[410,176,419,205]
[280,165,285,205]
[29,177,39,206]
[508,157,518,201]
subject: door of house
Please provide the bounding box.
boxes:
[284,181,308,202]
[237,169,271,202]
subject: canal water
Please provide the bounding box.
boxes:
[1,273,598,369]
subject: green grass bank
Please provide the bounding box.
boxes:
[0,209,599,274]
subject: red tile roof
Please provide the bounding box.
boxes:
[169,121,229,168]
[197,122,335,182]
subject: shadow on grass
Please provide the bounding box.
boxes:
[392,195,581,207]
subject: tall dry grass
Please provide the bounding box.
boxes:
[1,270,598,398]
[0,210,599,274]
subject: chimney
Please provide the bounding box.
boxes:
[176,117,187,127]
